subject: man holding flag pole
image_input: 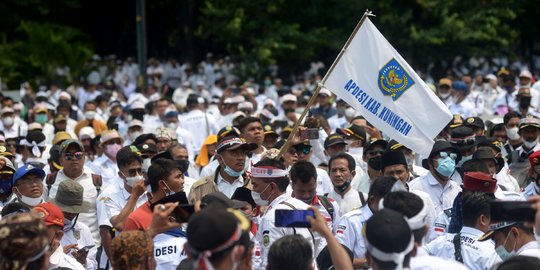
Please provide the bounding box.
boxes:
[278,10,452,161]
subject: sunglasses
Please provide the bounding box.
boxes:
[451,137,476,147]
[439,152,457,160]
[367,150,385,156]
[64,152,84,160]
[288,145,312,155]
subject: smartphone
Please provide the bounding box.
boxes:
[275,209,314,228]
[490,201,535,222]
[81,245,95,252]
[299,128,319,140]
[172,204,195,223]
[232,87,241,94]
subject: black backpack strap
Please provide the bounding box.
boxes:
[91,174,103,195]
[45,172,58,197]
[358,191,366,207]
[453,233,464,263]
[317,195,334,221]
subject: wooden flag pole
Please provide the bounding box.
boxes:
[277,10,375,159]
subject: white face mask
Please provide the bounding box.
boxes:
[16,188,42,206]
[523,138,538,149]
[2,116,14,126]
[251,184,272,206]
[506,127,520,141]
[129,131,142,141]
[122,172,144,187]
[439,92,451,99]
[84,110,96,120]
[167,122,178,130]
[344,107,356,118]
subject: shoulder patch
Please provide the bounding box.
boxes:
[98,197,112,202]
[262,230,270,247]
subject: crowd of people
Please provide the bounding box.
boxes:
[1,54,540,270]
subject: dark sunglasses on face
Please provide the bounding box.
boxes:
[367,150,385,156]
[289,144,311,155]
[64,152,84,160]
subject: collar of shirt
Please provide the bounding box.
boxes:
[517,241,540,254]
[460,226,485,238]
[361,204,373,220]
[426,172,457,190]
[216,172,243,186]
[266,193,291,212]
[58,169,90,181]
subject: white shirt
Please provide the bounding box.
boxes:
[180,109,219,154]
[199,159,220,179]
[334,205,373,259]
[448,99,476,118]
[61,221,98,270]
[327,188,364,216]
[315,168,333,196]
[154,233,188,270]
[409,172,462,216]
[424,226,502,270]
[517,241,540,259]
[216,173,245,198]
[46,170,100,245]
[255,193,315,269]
[0,120,27,139]
[410,249,468,270]
[523,182,540,198]
[89,155,119,188]
[49,244,86,270]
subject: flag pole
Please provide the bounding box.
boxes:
[277,10,375,159]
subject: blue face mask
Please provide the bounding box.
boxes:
[495,231,516,260]
[457,155,472,167]
[35,114,48,124]
[436,156,456,177]
[224,165,244,178]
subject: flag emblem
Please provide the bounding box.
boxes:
[378,58,415,101]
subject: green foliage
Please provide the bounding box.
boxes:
[0,21,93,87]
[197,0,522,79]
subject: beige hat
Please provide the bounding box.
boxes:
[100,130,124,146]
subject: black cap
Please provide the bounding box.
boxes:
[151,192,189,208]
[422,141,460,169]
[263,124,278,136]
[137,143,158,154]
[364,209,412,259]
[381,151,407,170]
[324,133,346,149]
[217,126,241,141]
[201,192,247,209]
[386,139,406,151]
[477,137,503,153]
[336,124,366,141]
[215,136,258,154]
[151,151,189,174]
[231,187,256,208]
[187,205,249,255]
[448,114,464,129]
[472,148,504,173]
[364,139,388,152]
[450,126,476,149]
[464,117,485,130]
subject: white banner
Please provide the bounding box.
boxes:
[324,17,452,157]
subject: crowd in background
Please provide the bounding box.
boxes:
[1,53,540,270]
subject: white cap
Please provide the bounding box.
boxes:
[233,111,246,119]
[59,91,71,101]
[28,122,43,131]
[128,119,143,128]
[319,88,332,96]
[264,99,276,107]
[485,74,497,81]
[130,101,145,110]
[231,95,245,104]
[281,94,297,104]
[246,87,255,95]
[519,70,533,79]
[223,98,233,104]
[79,126,95,139]
[1,107,14,115]
[238,101,253,110]
[13,103,23,111]
[196,80,205,86]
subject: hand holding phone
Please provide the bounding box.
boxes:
[299,128,319,140]
[275,209,314,228]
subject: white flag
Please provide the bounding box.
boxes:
[323,17,452,157]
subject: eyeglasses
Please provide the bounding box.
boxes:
[451,137,476,147]
[288,145,312,155]
[439,152,457,160]
[64,152,84,161]
[122,168,143,177]
[16,178,43,186]
[367,150,385,156]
